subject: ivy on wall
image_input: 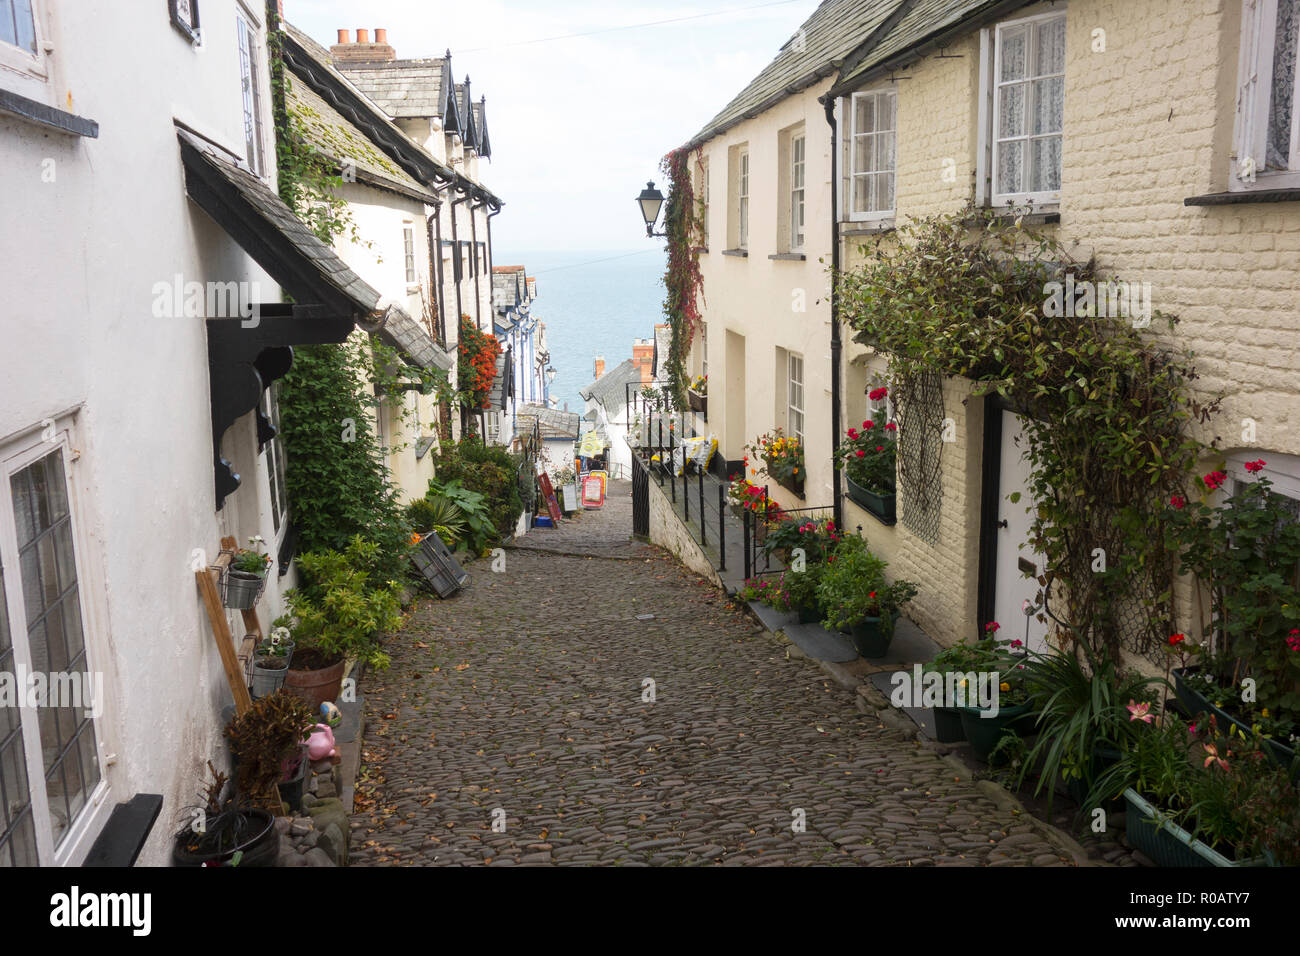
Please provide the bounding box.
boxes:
[838,204,1220,661]
[659,147,706,407]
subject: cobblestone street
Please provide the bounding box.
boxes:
[349,485,1075,866]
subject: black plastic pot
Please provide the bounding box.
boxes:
[959,700,1036,762]
[932,706,965,743]
[171,808,277,867]
[1173,667,1298,779]
[277,753,308,814]
[845,474,897,525]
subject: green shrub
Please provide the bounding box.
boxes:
[432,437,524,537]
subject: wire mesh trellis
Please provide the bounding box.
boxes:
[894,370,944,546]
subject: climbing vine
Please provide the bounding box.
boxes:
[838,204,1220,662]
[660,147,706,406]
[457,316,503,410]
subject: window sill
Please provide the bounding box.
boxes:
[1185,188,1300,206]
[966,210,1060,226]
[768,252,806,261]
[0,88,99,137]
[721,248,748,258]
[841,221,895,237]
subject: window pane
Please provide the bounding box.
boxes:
[854,136,872,175]
[998,139,1024,195]
[880,130,896,177]
[1035,16,1067,75]
[881,92,896,133]
[880,171,896,212]
[1030,135,1063,191]
[1032,75,1064,135]
[856,95,874,138]
[999,84,1026,138]
[1268,0,1299,169]
[1,0,36,53]
[1000,25,1028,81]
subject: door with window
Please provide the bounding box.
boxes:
[0,439,109,865]
[993,410,1050,654]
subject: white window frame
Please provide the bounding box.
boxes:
[789,133,807,250]
[738,148,750,249]
[842,87,898,222]
[986,9,1067,208]
[0,0,48,85]
[0,419,114,866]
[262,385,289,538]
[403,224,417,284]
[1232,0,1300,190]
[236,8,267,177]
[787,353,805,445]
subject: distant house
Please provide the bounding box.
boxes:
[579,356,648,478]
[515,404,580,477]
[492,265,553,445]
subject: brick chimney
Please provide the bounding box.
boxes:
[594,356,605,379]
[331,27,396,63]
[632,339,654,383]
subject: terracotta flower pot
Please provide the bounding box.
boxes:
[284,654,346,711]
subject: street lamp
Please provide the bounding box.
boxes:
[637,181,666,237]
[546,367,556,384]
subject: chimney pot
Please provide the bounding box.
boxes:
[375,28,387,43]
[356,28,370,43]
[337,29,350,43]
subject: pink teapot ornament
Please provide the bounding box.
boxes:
[306,723,338,762]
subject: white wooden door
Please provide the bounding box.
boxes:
[993,411,1050,654]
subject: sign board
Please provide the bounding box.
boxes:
[582,471,607,509]
[538,471,563,524]
[579,430,604,458]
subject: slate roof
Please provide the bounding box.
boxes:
[579,359,641,410]
[178,130,382,321]
[492,268,528,311]
[487,349,511,409]
[516,404,580,441]
[286,77,437,202]
[829,0,1014,96]
[472,99,491,159]
[454,82,480,151]
[686,0,905,147]
[338,54,460,128]
[379,303,453,371]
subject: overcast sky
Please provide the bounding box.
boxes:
[286,0,822,251]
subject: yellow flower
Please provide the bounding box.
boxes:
[999,682,1011,693]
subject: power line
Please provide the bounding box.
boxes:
[454,0,805,54]
[527,248,663,276]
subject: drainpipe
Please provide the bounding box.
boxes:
[450,181,470,330]
[825,97,844,532]
[470,192,484,330]
[486,200,503,305]
[427,194,445,345]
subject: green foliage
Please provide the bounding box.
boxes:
[836,416,898,495]
[817,545,917,632]
[660,147,706,407]
[426,478,496,553]
[277,343,413,584]
[283,537,404,670]
[737,576,793,611]
[838,203,1218,661]
[431,438,524,538]
[406,495,467,547]
[1166,473,1300,725]
[1016,644,1167,808]
[224,690,315,802]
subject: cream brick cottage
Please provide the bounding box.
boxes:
[676,0,1300,655]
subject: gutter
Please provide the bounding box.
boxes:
[450,183,470,326]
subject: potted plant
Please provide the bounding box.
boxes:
[736,575,793,614]
[958,624,1038,761]
[747,429,805,499]
[837,402,898,524]
[225,689,317,814]
[1164,465,1300,774]
[784,565,826,625]
[250,639,290,700]
[816,540,918,657]
[687,374,707,414]
[172,762,278,867]
[223,535,271,610]
[1015,642,1166,813]
[1093,714,1284,866]
[920,641,998,743]
[282,537,403,709]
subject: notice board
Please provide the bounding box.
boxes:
[538,471,563,524]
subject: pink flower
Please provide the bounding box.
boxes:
[985,622,1000,633]
[884,422,897,432]
[1245,459,1266,473]
[863,420,874,431]
[869,387,888,401]
[1203,742,1229,771]
[1170,494,1186,510]
[855,450,865,458]
[1203,471,1227,491]
[1127,700,1153,723]
[1168,633,1186,647]
[1010,639,1023,648]
[847,428,858,439]
[1287,629,1300,652]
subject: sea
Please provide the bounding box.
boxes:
[493,246,667,414]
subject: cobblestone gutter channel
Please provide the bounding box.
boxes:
[342,483,1102,866]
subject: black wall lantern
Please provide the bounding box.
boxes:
[637,181,666,237]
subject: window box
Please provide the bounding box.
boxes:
[845,473,896,525]
[1122,789,1268,868]
[687,388,707,415]
[1171,667,1297,779]
[776,474,804,499]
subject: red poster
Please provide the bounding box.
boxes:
[581,473,606,508]
[538,471,563,524]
